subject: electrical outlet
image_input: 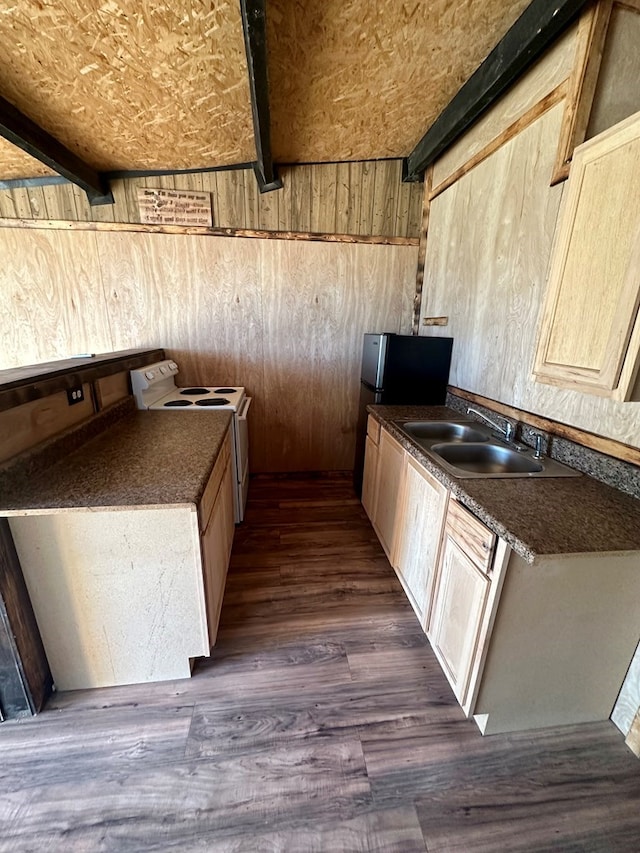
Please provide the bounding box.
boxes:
[66,386,84,406]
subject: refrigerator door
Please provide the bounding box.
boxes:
[360,333,388,389]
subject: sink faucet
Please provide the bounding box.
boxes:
[466,406,515,443]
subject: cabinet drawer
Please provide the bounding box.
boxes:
[198,429,232,529]
[446,499,495,573]
[367,415,381,445]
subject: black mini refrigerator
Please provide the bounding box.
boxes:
[354,332,453,495]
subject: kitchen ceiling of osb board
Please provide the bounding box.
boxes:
[0,0,530,179]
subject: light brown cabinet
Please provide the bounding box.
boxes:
[427,499,502,711]
[362,421,640,734]
[393,455,447,626]
[534,110,640,400]
[370,428,404,560]
[200,430,235,649]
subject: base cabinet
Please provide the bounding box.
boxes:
[8,428,236,691]
[361,434,379,520]
[371,429,404,560]
[429,534,491,707]
[393,456,447,625]
[200,435,235,649]
[362,421,640,735]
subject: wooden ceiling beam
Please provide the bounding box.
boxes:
[405,0,592,182]
[240,0,282,193]
[0,95,113,205]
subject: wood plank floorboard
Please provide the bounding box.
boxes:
[1,473,638,852]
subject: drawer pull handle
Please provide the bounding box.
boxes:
[481,541,491,551]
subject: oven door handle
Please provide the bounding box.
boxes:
[238,396,252,420]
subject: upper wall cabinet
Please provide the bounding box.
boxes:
[534,110,640,400]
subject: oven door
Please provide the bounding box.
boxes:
[233,396,252,522]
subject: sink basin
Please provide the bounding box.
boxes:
[400,421,488,444]
[431,442,543,475]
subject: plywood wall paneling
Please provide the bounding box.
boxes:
[311,163,338,234]
[268,0,530,163]
[587,3,640,138]
[95,231,268,469]
[0,190,18,218]
[290,165,313,233]
[214,170,246,229]
[336,162,352,231]
[0,228,113,369]
[0,1,255,174]
[432,22,579,189]
[406,182,424,239]
[261,240,418,471]
[0,386,94,464]
[371,161,399,236]
[421,98,640,448]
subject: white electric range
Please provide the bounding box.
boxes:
[130,359,251,522]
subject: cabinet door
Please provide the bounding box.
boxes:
[534,110,640,400]
[201,451,235,649]
[429,535,490,706]
[393,456,447,625]
[361,434,379,521]
[372,429,404,560]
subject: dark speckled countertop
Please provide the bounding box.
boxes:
[369,405,640,563]
[0,409,232,514]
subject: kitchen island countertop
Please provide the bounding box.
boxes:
[369,405,640,562]
[0,408,232,514]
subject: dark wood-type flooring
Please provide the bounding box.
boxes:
[1,474,639,851]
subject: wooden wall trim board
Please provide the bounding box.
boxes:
[0,217,418,247]
[430,82,568,200]
[449,386,640,466]
[551,0,613,184]
[412,166,434,333]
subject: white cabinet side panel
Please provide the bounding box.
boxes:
[10,508,208,691]
[612,639,640,735]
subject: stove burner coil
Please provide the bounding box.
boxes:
[180,388,210,395]
[195,398,230,407]
[214,388,236,394]
[164,399,193,407]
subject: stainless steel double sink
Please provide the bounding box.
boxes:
[393,420,581,479]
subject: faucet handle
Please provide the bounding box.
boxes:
[533,433,545,459]
[505,422,515,442]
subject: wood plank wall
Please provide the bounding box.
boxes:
[0,226,417,472]
[0,161,423,239]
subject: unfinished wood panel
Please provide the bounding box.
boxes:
[0,386,94,464]
[0,227,114,369]
[535,110,640,398]
[0,139,54,181]
[268,0,530,162]
[94,372,129,410]
[0,161,421,238]
[420,96,640,448]
[0,1,255,175]
[260,240,417,471]
[586,4,640,139]
[95,231,267,469]
[432,23,578,189]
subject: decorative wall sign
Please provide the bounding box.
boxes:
[137,188,212,226]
